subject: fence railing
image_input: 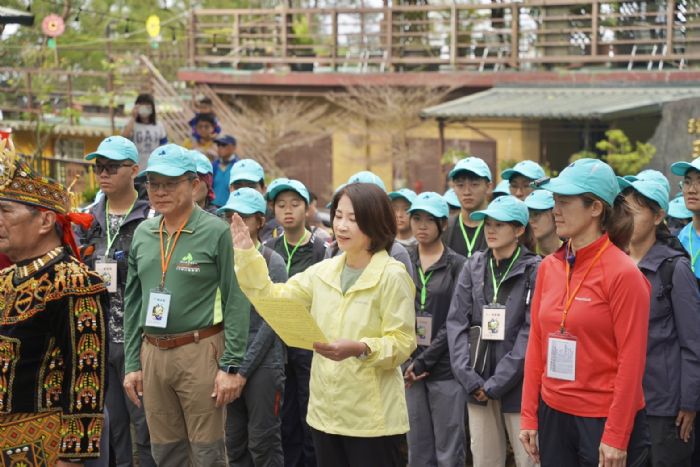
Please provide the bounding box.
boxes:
[188,1,700,72]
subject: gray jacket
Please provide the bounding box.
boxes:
[639,241,700,416]
[447,249,540,413]
[240,245,288,377]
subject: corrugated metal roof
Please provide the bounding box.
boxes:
[0,6,34,26]
[421,86,700,121]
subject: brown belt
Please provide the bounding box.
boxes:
[144,323,223,350]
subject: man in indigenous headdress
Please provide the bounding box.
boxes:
[0,140,109,466]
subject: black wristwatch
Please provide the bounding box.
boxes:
[220,365,239,374]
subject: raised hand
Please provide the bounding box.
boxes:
[229,213,254,250]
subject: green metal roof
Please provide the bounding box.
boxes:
[421,86,700,121]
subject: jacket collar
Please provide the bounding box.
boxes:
[553,233,611,265]
[409,246,453,273]
[91,195,151,231]
[149,205,203,235]
[638,241,686,272]
[473,247,537,283]
[319,250,391,294]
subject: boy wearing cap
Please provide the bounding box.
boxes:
[219,188,287,467]
[78,136,157,467]
[501,160,546,201]
[264,178,326,467]
[123,144,250,466]
[188,150,218,214]
[389,188,418,248]
[444,157,493,258]
[671,157,700,281]
[212,135,240,207]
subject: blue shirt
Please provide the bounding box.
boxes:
[212,157,238,207]
[678,222,700,279]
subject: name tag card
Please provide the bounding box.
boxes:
[145,288,171,328]
[95,261,118,294]
[547,333,577,381]
[416,316,433,346]
[482,305,506,341]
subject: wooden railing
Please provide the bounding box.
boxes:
[188,1,700,72]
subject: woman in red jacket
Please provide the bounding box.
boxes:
[519,158,651,467]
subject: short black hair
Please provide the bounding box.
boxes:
[194,112,217,127]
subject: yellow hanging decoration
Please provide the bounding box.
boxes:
[146,15,160,39]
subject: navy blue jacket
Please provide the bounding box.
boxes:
[408,247,466,381]
[447,248,540,413]
[639,241,700,416]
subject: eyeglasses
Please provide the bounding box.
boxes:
[146,178,193,193]
[680,179,700,191]
[94,162,133,175]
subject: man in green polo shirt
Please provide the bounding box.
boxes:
[123,144,249,466]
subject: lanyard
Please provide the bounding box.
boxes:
[488,247,521,303]
[417,267,434,311]
[458,214,483,257]
[283,231,308,274]
[105,194,137,253]
[689,230,700,272]
[559,239,611,333]
[158,218,188,289]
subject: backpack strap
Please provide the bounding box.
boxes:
[657,256,679,301]
[260,245,274,266]
[445,215,458,247]
[311,233,327,264]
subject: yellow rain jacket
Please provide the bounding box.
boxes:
[234,246,416,437]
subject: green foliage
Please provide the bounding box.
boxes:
[441,148,466,166]
[569,130,656,176]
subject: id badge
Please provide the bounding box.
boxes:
[95,259,118,294]
[145,288,171,328]
[482,304,506,341]
[416,315,433,346]
[547,332,577,381]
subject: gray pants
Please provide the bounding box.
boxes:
[107,342,156,467]
[226,366,285,467]
[406,378,467,467]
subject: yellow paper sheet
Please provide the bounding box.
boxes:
[252,297,328,350]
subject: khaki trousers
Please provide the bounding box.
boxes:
[467,400,533,467]
[141,331,226,467]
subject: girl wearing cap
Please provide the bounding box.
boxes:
[389,188,418,248]
[121,93,168,168]
[447,195,540,467]
[188,150,218,215]
[443,188,461,216]
[524,190,562,256]
[501,161,546,201]
[230,183,415,466]
[219,188,288,466]
[519,158,651,467]
[403,192,467,466]
[622,178,700,467]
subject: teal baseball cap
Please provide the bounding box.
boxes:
[408,192,449,219]
[493,179,511,197]
[501,160,546,181]
[347,171,387,192]
[267,178,310,204]
[230,159,265,185]
[188,150,213,175]
[85,136,138,163]
[470,195,529,226]
[449,157,492,181]
[443,188,460,209]
[389,188,417,204]
[538,158,620,207]
[142,144,196,177]
[668,195,693,219]
[623,169,670,193]
[620,178,670,212]
[671,157,700,177]
[524,190,555,211]
[217,187,267,216]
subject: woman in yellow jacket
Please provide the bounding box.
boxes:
[230,182,417,467]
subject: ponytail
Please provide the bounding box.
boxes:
[583,194,634,251]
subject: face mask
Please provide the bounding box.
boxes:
[138,105,153,118]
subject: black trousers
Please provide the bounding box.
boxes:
[310,428,404,467]
[538,400,650,467]
[282,348,316,467]
[648,415,693,467]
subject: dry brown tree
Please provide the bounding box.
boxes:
[326,84,450,189]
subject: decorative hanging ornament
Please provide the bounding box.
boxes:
[42,14,65,38]
[146,15,160,39]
